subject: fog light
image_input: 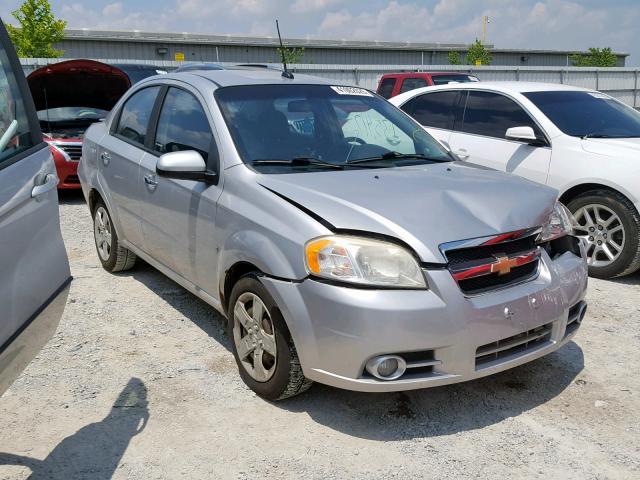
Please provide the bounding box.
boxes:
[365,355,406,380]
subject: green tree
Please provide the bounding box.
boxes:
[448,51,462,65]
[6,0,66,58]
[466,39,492,66]
[276,46,305,64]
[570,47,617,67]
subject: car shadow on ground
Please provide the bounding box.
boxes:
[0,377,148,479]
[122,261,232,350]
[607,271,640,286]
[57,189,86,206]
[123,261,585,440]
[282,342,584,440]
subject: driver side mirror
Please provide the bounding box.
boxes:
[505,126,547,147]
[156,151,217,183]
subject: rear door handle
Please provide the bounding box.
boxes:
[454,148,470,160]
[100,151,111,166]
[31,173,59,198]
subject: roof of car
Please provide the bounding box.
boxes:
[418,81,591,94]
[390,81,595,105]
[381,72,477,78]
[162,67,336,87]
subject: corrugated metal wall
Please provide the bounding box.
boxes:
[20,59,640,108]
[53,38,626,67]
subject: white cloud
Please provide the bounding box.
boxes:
[102,3,123,17]
[291,0,341,14]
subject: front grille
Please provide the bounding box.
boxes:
[442,230,541,295]
[58,144,82,161]
[475,323,553,369]
[458,261,539,294]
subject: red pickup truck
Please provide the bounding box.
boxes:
[376,72,479,99]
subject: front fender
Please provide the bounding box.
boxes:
[218,229,304,286]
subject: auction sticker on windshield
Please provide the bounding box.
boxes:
[331,86,373,96]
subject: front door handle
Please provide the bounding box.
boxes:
[31,173,59,198]
[454,148,470,160]
[100,151,111,166]
[144,174,158,190]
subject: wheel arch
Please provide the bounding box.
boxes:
[559,182,637,211]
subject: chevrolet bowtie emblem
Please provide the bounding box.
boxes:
[491,254,519,276]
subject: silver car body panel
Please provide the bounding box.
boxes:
[78,69,588,392]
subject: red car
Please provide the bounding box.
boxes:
[27,60,166,188]
[376,72,479,99]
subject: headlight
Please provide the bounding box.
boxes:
[304,235,426,288]
[539,201,574,242]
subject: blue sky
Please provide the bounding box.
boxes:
[1,0,639,65]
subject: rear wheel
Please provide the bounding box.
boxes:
[567,190,640,278]
[93,201,137,272]
[228,274,312,400]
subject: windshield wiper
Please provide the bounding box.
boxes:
[581,132,618,139]
[346,151,450,164]
[251,157,345,170]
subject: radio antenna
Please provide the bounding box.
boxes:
[276,19,294,79]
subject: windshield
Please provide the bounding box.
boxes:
[38,107,108,123]
[523,91,640,138]
[38,107,108,136]
[215,84,452,173]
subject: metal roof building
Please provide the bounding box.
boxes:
[55,29,628,67]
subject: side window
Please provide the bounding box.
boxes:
[399,77,428,94]
[0,41,35,166]
[154,88,212,161]
[401,91,459,129]
[115,86,161,147]
[461,91,542,139]
[377,78,396,99]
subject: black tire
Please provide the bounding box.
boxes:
[227,274,312,400]
[92,200,137,273]
[566,189,640,278]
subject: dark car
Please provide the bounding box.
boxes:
[27,60,166,188]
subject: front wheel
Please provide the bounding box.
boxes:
[228,274,312,400]
[567,190,640,278]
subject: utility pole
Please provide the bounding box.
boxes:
[481,15,489,45]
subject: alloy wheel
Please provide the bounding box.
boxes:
[94,206,113,261]
[232,292,277,382]
[573,203,625,268]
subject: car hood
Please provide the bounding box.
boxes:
[258,162,557,263]
[27,59,131,111]
[582,137,640,156]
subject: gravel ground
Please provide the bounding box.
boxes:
[0,191,639,479]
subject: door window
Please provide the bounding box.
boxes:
[154,88,213,161]
[0,42,35,166]
[461,91,542,139]
[377,78,396,99]
[114,86,161,147]
[401,91,459,129]
[399,77,428,94]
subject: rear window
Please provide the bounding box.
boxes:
[401,91,459,129]
[377,78,396,99]
[431,74,479,86]
[399,78,428,94]
[114,86,160,147]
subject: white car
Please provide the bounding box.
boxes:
[391,81,640,278]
